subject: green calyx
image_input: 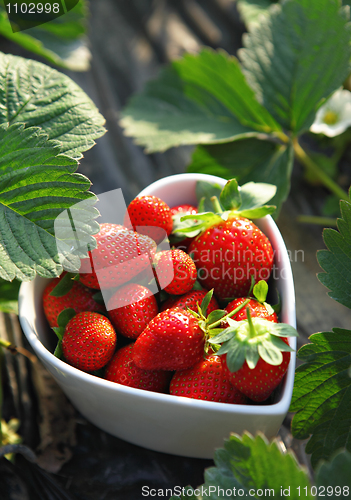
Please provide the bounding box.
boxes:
[209,307,297,372]
[177,178,277,235]
[185,289,251,354]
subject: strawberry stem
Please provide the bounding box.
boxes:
[210,196,222,214]
[208,298,250,329]
[246,307,256,339]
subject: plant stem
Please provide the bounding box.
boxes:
[293,138,349,201]
[246,307,256,339]
[0,348,3,447]
[297,215,337,227]
[208,298,250,329]
[210,196,223,214]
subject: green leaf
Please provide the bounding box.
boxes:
[237,0,275,30]
[317,199,351,309]
[258,339,283,365]
[57,308,76,329]
[196,181,223,212]
[239,0,351,134]
[219,179,242,211]
[206,309,226,325]
[120,48,281,153]
[253,280,269,303]
[316,449,351,493]
[0,123,99,281]
[240,182,276,212]
[188,139,294,215]
[290,328,351,467]
[269,323,299,338]
[225,339,246,372]
[200,289,214,316]
[0,51,105,159]
[0,277,20,314]
[0,1,91,71]
[50,273,77,297]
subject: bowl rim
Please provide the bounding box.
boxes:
[19,172,296,417]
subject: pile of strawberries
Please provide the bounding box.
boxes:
[43,179,297,404]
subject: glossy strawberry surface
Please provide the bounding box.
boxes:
[125,195,173,244]
[107,283,158,339]
[43,276,104,328]
[79,223,157,290]
[154,249,197,295]
[132,307,205,371]
[189,215,274,300]
[62,312,117,372]
[170,355,247,404]
[105,344,171,393]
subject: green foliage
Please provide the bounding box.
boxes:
[239,0,351,134]
[237,0,275,29]
[120,48,281,154]
[290,328,351,467]
[0,278,20,313]
[121,0,351,213]
[171,433,313,499]
[0,52,106,160]
[317,195,351,309]
[0,122,99,281]
[0,0,91,71]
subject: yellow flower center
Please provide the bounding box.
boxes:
[323,111,339,125]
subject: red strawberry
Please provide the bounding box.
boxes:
[43,275,104,328]
[62,312,117,372]
[154,249,197,295]
[79,223,157,290]
[170,355,247,404]
[221,344,291,402]
[189,216,273,300]
[182,179,276,300]
[132,307,205,371]
[105,344,171,393]
[107,283,158,339]
[210,308,297,402]
[160,289,219,315]
[170,204,198,251]
[224,298,277,325]
[124,195,173,244]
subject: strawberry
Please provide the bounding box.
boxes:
[209,307,297,402]
[105,344,171,393]
[133,290,250,371]
[180,179,276,300]
[79,223,157,290]
[62,312,117,372]
[170,204,198,251]
[160,289,219,314]
[43,274,104,328]
[107,283,158,339]
[154,249,197,295]
[132,307,205,371]
[170,355,247,404]
[223,280,278,326]
[124,195,173,244]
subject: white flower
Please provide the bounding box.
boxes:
[310,88,351,137]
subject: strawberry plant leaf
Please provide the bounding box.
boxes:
[219,179,242,211]
[316,449,351,493]
[237,0,275,30]
[0,277,20,314]
[0,123,99,281]
[317,197,351,309]
[240,182,276,212]
[57,308,76,330]
[290,328,351,467]
[50,273,78,297]
[253,280,268,303]
[239,0,351,134]
[188,139,294,215]
[120,48,281,153]
[195,181,223,212]
[0,1,91,71]
[0,52,105,160]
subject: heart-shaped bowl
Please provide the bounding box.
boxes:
[19,173,296,459]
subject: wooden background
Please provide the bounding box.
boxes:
[1,0,351,498]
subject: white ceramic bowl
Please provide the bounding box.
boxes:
[19,173,296,459]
